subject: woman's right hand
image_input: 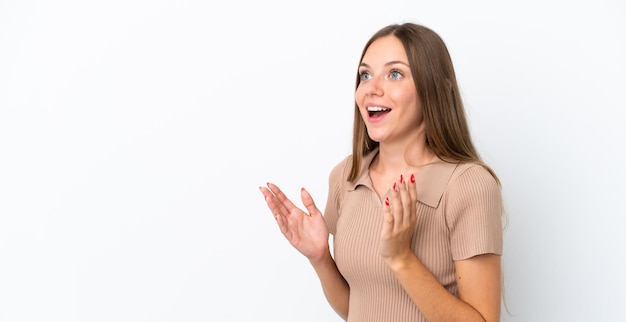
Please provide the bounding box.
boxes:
[259,182,330,263]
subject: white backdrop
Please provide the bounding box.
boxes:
[1,0,625,321]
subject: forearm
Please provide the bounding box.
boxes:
[389,254,493,322]
[310,252,350,320]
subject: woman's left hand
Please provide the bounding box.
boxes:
[379,174,418,266]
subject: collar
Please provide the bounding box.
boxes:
[347,148,459,208]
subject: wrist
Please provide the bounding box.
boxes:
[309,249,333,268]
[384,250,416,272]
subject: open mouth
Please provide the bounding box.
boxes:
[367,106,391,118]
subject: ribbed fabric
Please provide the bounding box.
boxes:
[324,149,502,322]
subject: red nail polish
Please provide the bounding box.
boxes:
[400,174,404,183]
[410,174,415,183]
[385,197,389,206]
[393,182,397,191]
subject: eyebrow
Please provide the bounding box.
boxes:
[359,60,410,68]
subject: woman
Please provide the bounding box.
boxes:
[259,22,503,322]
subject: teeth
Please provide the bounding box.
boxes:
[367,106,389,112]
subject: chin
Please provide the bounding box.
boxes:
[366,131,385,143]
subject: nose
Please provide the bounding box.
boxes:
[363,76,383,96]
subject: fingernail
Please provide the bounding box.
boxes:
[400,174,404,183]
[385,197,390,206]
[393,182,397,191]
[410,174,415,183]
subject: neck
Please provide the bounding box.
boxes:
[375,139,435,173]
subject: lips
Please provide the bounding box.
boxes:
[367,106,391,118]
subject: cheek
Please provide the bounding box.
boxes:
[396,87,420,110]
[354,86,365,105]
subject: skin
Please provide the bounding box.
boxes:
[259,184,350,319]
[260,35,501,322]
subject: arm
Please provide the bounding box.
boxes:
[259,183,350,320]
[380,174,501,321]
[387,252,500,322]
[309,250,350,320]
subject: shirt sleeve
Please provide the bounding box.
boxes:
[444,164,503,260]
[323,156,350,235]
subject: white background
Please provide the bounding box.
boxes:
[1,0,625,321]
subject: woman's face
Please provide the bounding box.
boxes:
[355,35,423,145]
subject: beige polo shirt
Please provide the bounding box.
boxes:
[323,149,503,322]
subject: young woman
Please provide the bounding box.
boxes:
[260,22,503,322]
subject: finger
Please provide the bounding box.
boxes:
[300,188,321,217]
[408,173,418,225]
[259,186,290,220]
[259,186,276,212]
[408,173,418,204]
[390,181,403,231]
[273,207,291,236]
[381,196,393,237]
[267,182,300,213]
[259,186,281,214]
[399,176,412,226]
[265,183,297,216]
[259,186,291,235]
[259,185,277,202]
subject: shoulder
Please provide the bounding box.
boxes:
[416,159,498,208]
[328,154,353,181]
[443,162,504,258]
[442,162,503,216]
[449,162,500,191]
[324,154,354,225]
[440,162,502,210]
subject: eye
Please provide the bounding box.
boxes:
[389,70,403,80]
[359,71,372,81]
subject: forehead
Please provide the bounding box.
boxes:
[361,35,408,65]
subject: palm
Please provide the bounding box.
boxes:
[260,183,329,261]
[281,206,329,258]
